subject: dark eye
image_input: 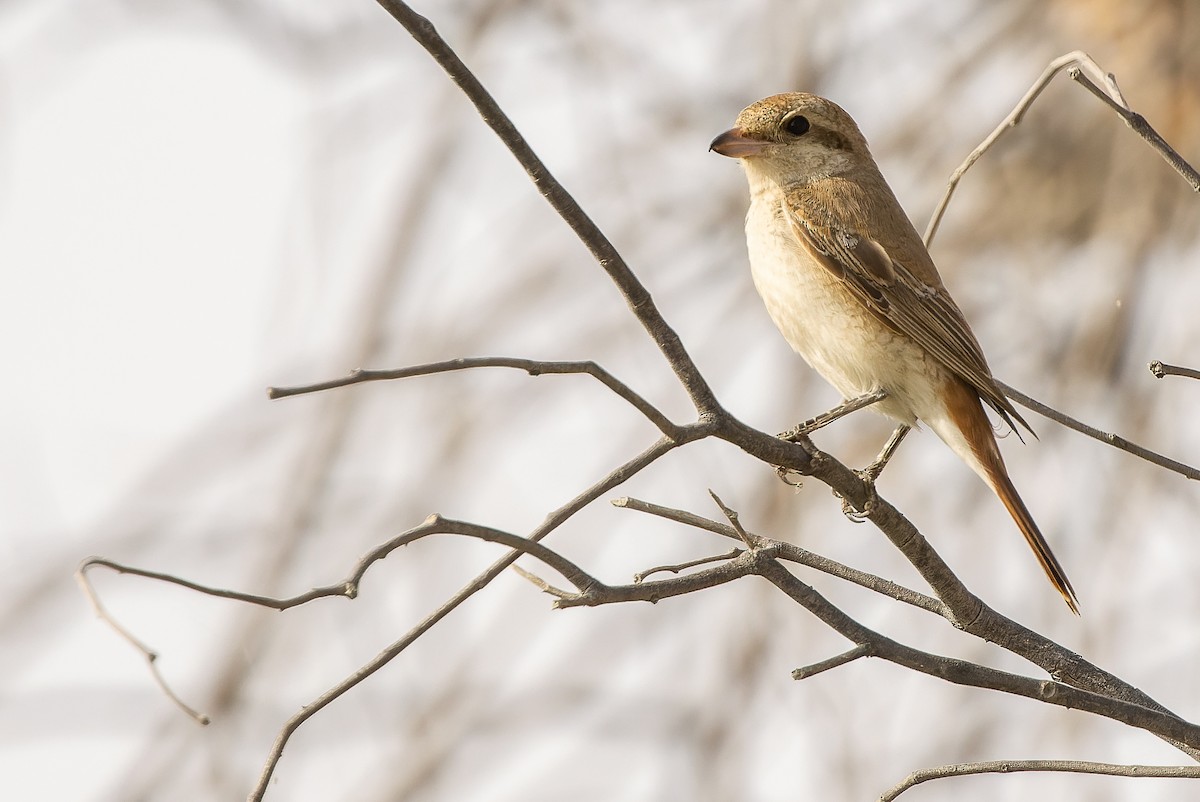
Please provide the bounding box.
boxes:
[783,115,810,136]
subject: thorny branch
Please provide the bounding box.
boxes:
[78,11,1200,800]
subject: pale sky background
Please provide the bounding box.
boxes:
[4,2,1200,801]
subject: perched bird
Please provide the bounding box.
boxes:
[710,92,1078,613]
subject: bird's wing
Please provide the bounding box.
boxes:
[785,205,1033,437]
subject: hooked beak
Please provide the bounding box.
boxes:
[709,127,769,158]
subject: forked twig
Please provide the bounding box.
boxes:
[633,548,743,583]
[924,51,1199,249]
[75,565,211,725]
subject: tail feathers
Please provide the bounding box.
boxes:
[988,466,1079,615]
[943,381,1079,614]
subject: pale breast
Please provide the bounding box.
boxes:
[744,192,942,427]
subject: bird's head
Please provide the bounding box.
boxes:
[710,93,873,184]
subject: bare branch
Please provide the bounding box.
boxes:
[633,548,743,583]
[247,431,694,801]
[998,379,1200,481]
[615,496,946,615]
[510,563,574,600]
[1067,68,1200,192]
[268,357,681,437]
[79,515,597,617]
[707,489,757,548]
[924,52,1200,248]
[755,560,1200,751]
[552,545,775,609]
[1150,360,1200,381]
[925,52,1096,247]
[881,759,1200,801]
[792,644,872,681]
[75,564,211,726]
[372,0,721,416]
[538,549,1200,751]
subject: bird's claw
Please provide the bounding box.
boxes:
[836,468,879,522]
[775,464,804,489]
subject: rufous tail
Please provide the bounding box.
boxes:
[986,460,1079,614]
[946,384,1080,614]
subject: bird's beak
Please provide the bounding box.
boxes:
[709,127,769,158]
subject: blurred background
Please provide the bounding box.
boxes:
[3,1,1199,799]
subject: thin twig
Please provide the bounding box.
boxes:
[372,0,721,416]
[633,548,743,583]
[614,496,945,615]
[707,489,756,548]
[778,388,889,441]
[552,545,777,609]
[755,560,1200,751]
[79,515,596,617]
[248,431,699,801]
[1150,360,1200,381]
[793,644,872,680]
[510,563,573,599]
[75,565,211,725]
[1067,69,1200,192]
[925,52,1098,247]
[998,379,1200,481]
[543,550,1200,750]
[268,357,680,437]
[880,759,1200,801]
[924,51,1200,248]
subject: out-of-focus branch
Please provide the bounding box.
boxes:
[881,759,1200,801]
[924,51,1199,249]
[1067,67,1200,192]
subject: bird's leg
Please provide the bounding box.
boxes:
[774,389,889,487]
[860,424,911,484]
[839,424,911,522]
[776,388,888,442]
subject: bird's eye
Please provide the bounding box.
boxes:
[783,115,810,136]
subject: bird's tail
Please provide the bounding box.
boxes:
[942,383,1080,614]
[985,458,1079,614]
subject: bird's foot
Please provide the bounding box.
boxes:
[774,464,804,489]
[837,470,878,523]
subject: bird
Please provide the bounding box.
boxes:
[710,92,1078,613]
